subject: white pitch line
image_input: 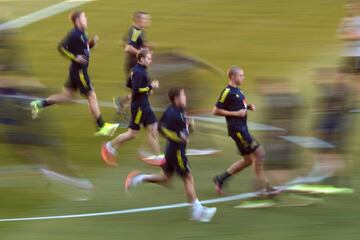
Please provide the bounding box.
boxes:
[349,109,360,113]
[279,136,335,149]
[0,0,96,31]
[0,172,340,222]
[0,189,266,222]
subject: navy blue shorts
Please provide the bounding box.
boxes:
[128,105,157,130]
[230,129,260,156]
[161,146,190,176]
[64,65,93,96]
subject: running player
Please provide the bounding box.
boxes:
[101,49,162,166]
[29,10,119,137]
[114,11,151,114]
[124,87,217,222]
[212,66,276,195]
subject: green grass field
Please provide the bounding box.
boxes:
[1,0,360,239]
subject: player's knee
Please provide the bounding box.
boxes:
[128,129,138,139]
[63,88,75,98]
[182,172,193,183]
[162,170,174,182]
[244,157,253,165]
[162,174,172,183]
[87,91,97,101]
[255,146,265,161]
[149,127,158,139]
[149,131,158,140]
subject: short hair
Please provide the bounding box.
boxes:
[133,11,148,21]
[227,66,243,79]
[136,49,151,62]
[69,10,84,24]
[168,87,184,104]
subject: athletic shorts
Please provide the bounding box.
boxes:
[161,145,190,177]
[230,128,260,156]
[64,65,93,96]
[128,104,157,130]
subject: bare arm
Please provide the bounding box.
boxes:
[88,35,99,49]
[212,106,247,118]
[124,44,140,55]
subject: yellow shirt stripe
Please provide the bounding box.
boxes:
[131,29,142,42]
[161,127,183,143]
[219,88,230,103]
[59,47,76,61]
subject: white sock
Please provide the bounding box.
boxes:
[106,142,117,155]
[192,198,202,210]
[133,174,152,185]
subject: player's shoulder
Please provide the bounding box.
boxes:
[238,88,245,95]
[132,64,140,71]
[220,85,235,95]
[132,64,145,74]
[165,105,181,117]
[128,26,135,34]
[66,28,76,37]
[165,105,176,113]
[68,28,83,39]
[71,27,82,35]
[129,26,143,37]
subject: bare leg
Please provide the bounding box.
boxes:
[136,171,198,203]
[143,171,173,185]
[226,157,252,175]
[182,173,198,203]
[86,90,101,120]
[120,93,132,108]
[214,156,253,190]
[46,87,75,105]
[252,146,270,186]
[147,123,161,155]
[110,128,138,150]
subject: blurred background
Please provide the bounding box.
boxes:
[0,0,359,239]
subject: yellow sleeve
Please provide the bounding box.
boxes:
[160,126,183,143]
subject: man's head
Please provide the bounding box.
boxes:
[227,66,244,86]
[70,10,87,30]
[133,11,151,29]
[136,49,152,67]
[168,87,186,108]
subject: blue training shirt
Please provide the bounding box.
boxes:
[130,63,153,107]
[58,27,91,68]
[159,105,188,148]
[215,84,248,134]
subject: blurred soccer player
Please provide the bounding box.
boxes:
[102,49,162,166]
[124,87,217,222]
[338,2,360,105]
[212,66,276,195]
[113,11,151,114]
[29,10,119,136]
[338,2,360,72]
[309,68,350,184]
